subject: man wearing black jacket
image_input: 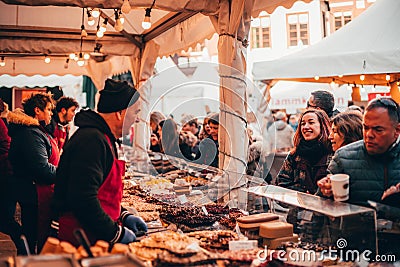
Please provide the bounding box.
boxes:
[53,79,147,246]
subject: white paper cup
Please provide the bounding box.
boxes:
[330,174,350,201]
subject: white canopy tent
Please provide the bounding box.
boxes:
[0,0,311,201]
[252,0,400,101]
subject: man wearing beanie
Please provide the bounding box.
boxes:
[52,79,146,247]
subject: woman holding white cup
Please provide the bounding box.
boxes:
[317,111,363,200]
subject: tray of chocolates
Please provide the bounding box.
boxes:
[159,206,219,229]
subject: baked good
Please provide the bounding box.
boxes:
[259,221,293,238]
[237,213,279,229]
[40,237,60,254]
[138,211,160,222]
[111,243,129,254]
[95,240,109,253]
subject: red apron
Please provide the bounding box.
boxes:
[53,124,68,150]
[36,132,60,251]
[59,135,125,247]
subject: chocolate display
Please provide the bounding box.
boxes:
[218,208,246,229]
[159,206,218,228]
[186,230,238,251]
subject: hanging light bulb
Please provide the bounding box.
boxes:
[338,74,343,78]
[77,53,85,67]
[100,18,108,32]
[115,19,123,31]
[121,0,131,14]
[77,60,85,67]
[314,76,319,81]
[119,11,125,24]
[91,8,100,18]
[397,81,400,86]
[142,8,152,29]
[81,25,88,38]
[114,10,123,32]
[0,57,5,67]
[44,55,51,63]
[84,53,90,60]
[74,54,79,61]
[360,74,365,81]
[64,58,69,69]
[385,74,391,81]
[96,29,104,38]
[87,10,95,26]
[69,53,76,59]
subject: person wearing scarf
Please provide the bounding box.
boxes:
[275,109,332,194]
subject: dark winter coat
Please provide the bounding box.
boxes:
[328,139,400,206]
[53,109,120,242]
[7,110,57,200]
[0,118,11,179]
[276,152,332,194]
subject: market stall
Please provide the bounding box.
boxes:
[0,0,312,191]
[252,0,400,102]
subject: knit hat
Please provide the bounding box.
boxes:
[181,114,196,125]
[97,79,140,113]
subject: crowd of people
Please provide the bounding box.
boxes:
[1,80,399,256]
[0,79,147,254]
[141,89,400,210]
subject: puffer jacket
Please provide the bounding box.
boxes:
[7,109,57,189]
[328,139,400,206]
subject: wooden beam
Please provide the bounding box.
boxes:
[100,11,143,49]
[142,12,197,43]
[0,25,133,43]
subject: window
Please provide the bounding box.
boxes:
[250,14,271,49]
[334,11,352,31]
[287,13,309,47]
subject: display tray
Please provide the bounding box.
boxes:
[15,255,78,267]
[246,185,375,218]
[80,254,146,267]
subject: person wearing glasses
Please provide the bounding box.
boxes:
[276,109,333,194]
[307,90,340,118]
[318,97,400,207]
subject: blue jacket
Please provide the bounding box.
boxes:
[328,139,400,206]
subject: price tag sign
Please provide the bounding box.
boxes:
[229,240,258,251]
[178,194,188,204]
[201,206,209,215]
[196,196,210,206]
